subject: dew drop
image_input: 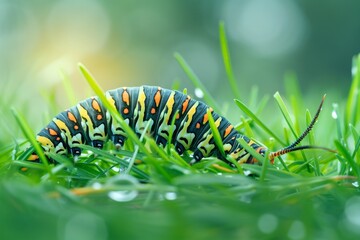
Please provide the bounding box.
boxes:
[352,64,357,77]
[92,182,102,190]
[194,88,204,98]
[244,170,252,176]
[164,192,177,201]
[106,175,138,202]
[332,103,338,119]
[331,110,338,119]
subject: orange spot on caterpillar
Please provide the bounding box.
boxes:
[92,99,101,112]
[151,108,156,114]
[196,123,201,129]
[49,128,57,136]
[97,114,102,120]
[182,96,190,114]
[224,125,233,138]
[28,154,39,161]
[74,125,79,130]
[123,108,129,114]
[203,113,209,124]
[154,88,162,107]
[67,111,77,123]
[122,89,130,105]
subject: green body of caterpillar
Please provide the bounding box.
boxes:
[31,86,266,165]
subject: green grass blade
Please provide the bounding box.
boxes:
[273,92,298,139]
[207,108,225,157]
[219,21,241,99]
[284,72,303,134]
[345,54,360,131]
[166,109,178,155]
[60,70,78,106]
[124,120,151,175]
[78,144,150,180]
[174,53,221,113]
[306,110,320,176]
[349,124,360,162]
[234,99,285,145]
[334,140,360,179]
[11,108,51,173]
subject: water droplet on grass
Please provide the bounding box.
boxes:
[194,88,204,98]
[106,175,138,202]
[92,182,102,190]
[164,192,177,200]
[331,110,338,119]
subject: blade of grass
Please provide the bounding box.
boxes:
[60,70,78,106]
[234,99,285,145]
[345,54,360,132]
[166,109,178,155]
[207,109,225,157]
[78,144,149,180]
[334,139,360,180]
[349,124,360,161]
[11,108,51,174]
[219,21,241,100]
[306,110,320,176]
[125,120,152,175]
[174,53,221,113]
[284,72,303,134]
[273,92,298,138]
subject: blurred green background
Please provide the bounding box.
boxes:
[2,0,360,100]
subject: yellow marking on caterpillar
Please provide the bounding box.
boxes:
[77,104,106,141]
[134,87,153,134]
[105,93,128,137]
[53,118,71,137]
[36,136,54,152]
[157,91,176,141]
[196,118,222,157]
[177,101,198,149]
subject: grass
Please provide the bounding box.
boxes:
[1,23,360,240]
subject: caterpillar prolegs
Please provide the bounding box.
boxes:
[28,86,326,166]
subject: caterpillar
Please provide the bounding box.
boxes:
[27,85,326,166]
